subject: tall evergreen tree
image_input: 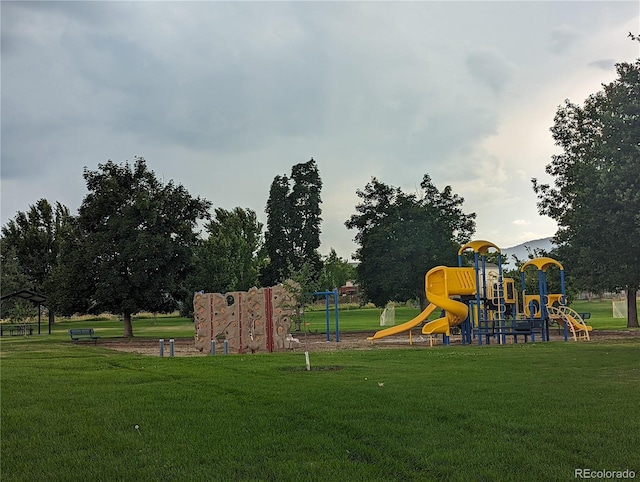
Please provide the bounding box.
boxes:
[261,159,322,285]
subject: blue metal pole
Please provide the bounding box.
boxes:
[473,253,483,346]
[538,270,547,319]
[159,339,164,357]
[325,294,331,342]
[520,270,526,317]
[169,338,175,357]
[560,269,568,341]
[334,289,340,342]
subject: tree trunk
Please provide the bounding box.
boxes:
[123,312,134,337]
[419,292,429,312]
[627,289,639,328]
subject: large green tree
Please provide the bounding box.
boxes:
[533,56,639,327]
[56,158,211,336]
[261,159,322,285]
[345,175,476,308]
[1,199,70,294]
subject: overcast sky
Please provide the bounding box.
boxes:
[2,1,638,259]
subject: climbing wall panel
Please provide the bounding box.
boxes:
[194,284,297,353]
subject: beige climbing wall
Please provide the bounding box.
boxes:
[271,284,295,350]
[221,292,241,352]
[194,284,297,353]
[193,293,213,352]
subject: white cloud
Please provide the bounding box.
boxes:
[513,219,531,226]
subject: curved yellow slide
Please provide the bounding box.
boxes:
[564,313,592,332]
[367,303,437,341]
[421,266,475,336]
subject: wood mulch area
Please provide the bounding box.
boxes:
[96,328,640,357]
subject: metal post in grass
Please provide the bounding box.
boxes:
[325,294,331,342]
[159,339,164,357]
[169,339,175,357]
[224,339,229,355]
[334,288,340,342]
[210,340,215,356]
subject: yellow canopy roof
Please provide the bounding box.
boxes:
[520,257,564,272]
[458,240,501,255]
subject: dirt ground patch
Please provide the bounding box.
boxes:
[98,329,640,357]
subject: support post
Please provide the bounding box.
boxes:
[325,294,331,342]
[334,288,340,342]
[159,339,164,357]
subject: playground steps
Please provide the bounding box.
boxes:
[547,306,592,341]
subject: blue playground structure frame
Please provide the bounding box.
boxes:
[313,289,340,342]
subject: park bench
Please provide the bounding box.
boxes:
[68,328,100,344]
[0,324,35,336]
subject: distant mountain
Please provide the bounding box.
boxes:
[501,237,554,268]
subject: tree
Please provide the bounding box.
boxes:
[1,199,70,293]
[261,159,322,285]
[60,158,211,336]
[532,56,639,327]
[260,175,292,285]
[318,248,356,291]
[345,175,475,308]
[0,246,36,321]
[186,207,263,312]
[45,215,97,316]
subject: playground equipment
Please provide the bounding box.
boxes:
[368,239,592,345]
[313,289,340,342]
[193,284,298,354]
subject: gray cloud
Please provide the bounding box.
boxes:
[465,49,516,95]
[2,1,638,256]
[588,58,617,71]
[549,25,582,54]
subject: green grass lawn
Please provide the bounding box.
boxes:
[1,338,639,481]
[568,299,639,330]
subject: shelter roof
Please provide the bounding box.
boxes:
[0,289,47,304]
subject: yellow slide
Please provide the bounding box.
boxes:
[367,303,437,341]
[421,266,475,336]
[421,317,450,336]
[367,266,476,342]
